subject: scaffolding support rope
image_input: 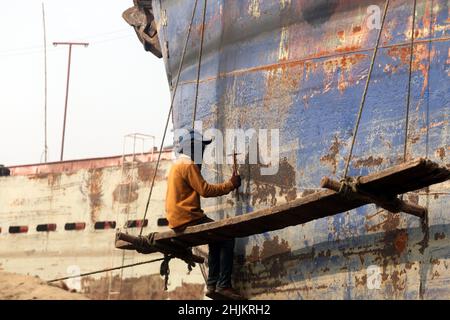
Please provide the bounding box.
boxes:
[191,0,208,127]
[403,0,418,162]
[139,0,200,236]
[342,0,390,179]
[47,257,165,283]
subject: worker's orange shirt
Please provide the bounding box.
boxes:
[165,155,235,229]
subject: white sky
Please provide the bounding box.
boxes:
[0,0,172,166]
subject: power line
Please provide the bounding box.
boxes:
[0,29,130,53]
[0,30,133,57]
[74,28,131,41]
[0,47,63,58]
[89,34,135,45]
[47,257,165,283]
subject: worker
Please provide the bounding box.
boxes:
[165,129,242,300]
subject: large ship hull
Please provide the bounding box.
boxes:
[145,0,450,299]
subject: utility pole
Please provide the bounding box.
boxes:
[53,41,89,161]
[42,3,48,163]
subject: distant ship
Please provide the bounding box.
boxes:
[0,143,211,299]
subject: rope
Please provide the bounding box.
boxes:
[419,0,434,299]
[47,258,165,283]
[139,0,200,236]
[192,0,208,127]
[160,255,171,291]
[342,0,390,178]
[403,0,418,162]
[189,0,209,286]
[425,0,434,160]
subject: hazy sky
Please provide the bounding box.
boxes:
[0,0,172,166]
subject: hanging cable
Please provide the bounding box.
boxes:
[139,0,200,236]
[188,0,210,286]
[425,0,434,160]
[419,0,434,299]
[47,257,165,283]
[0,29,131,56]
[342,0,390,178]
[403,0,418,162]
[192,0,208,127]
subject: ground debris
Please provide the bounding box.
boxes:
[0,271,89,300]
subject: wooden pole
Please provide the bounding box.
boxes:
[320,176,426,218]
[52,42,89,161]
[42,3,48,162]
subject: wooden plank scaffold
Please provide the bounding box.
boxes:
[116,158,450,265]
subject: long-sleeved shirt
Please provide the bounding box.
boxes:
[165,154,235,229]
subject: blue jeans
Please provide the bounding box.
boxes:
[207,238,235,288]
[173,216,235,288]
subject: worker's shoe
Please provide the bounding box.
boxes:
[206,285,216,295]
[216,287,243,300]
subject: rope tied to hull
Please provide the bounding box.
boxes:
[135,232,157,254]
[342,0,390,179]
[138,0,200,237]
[403,0,418,163]
[47,257,166,283]
[338,176,363,200]
[191,0,208,128]
[189,0,210,288]
[160,255,171,291]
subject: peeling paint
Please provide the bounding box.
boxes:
[248,0,260,18]
[87,169,103,223]
[247,157,297,206]
[137,162,159,183]
[434,232,446,240]
[279,0,291,10]
[320,135,343,174]
[436,147,446,160]
[354,156,384,168]
[113,182,139,204]
[278,27,289,61]
[322,54,366,93]
[387,44,436,97]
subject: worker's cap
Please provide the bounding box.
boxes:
[177,129,212,146]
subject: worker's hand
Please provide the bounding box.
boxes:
[230,174,241,189]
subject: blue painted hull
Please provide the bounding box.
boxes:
[148,0,449,299]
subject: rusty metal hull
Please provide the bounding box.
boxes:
[150,0,450,299]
